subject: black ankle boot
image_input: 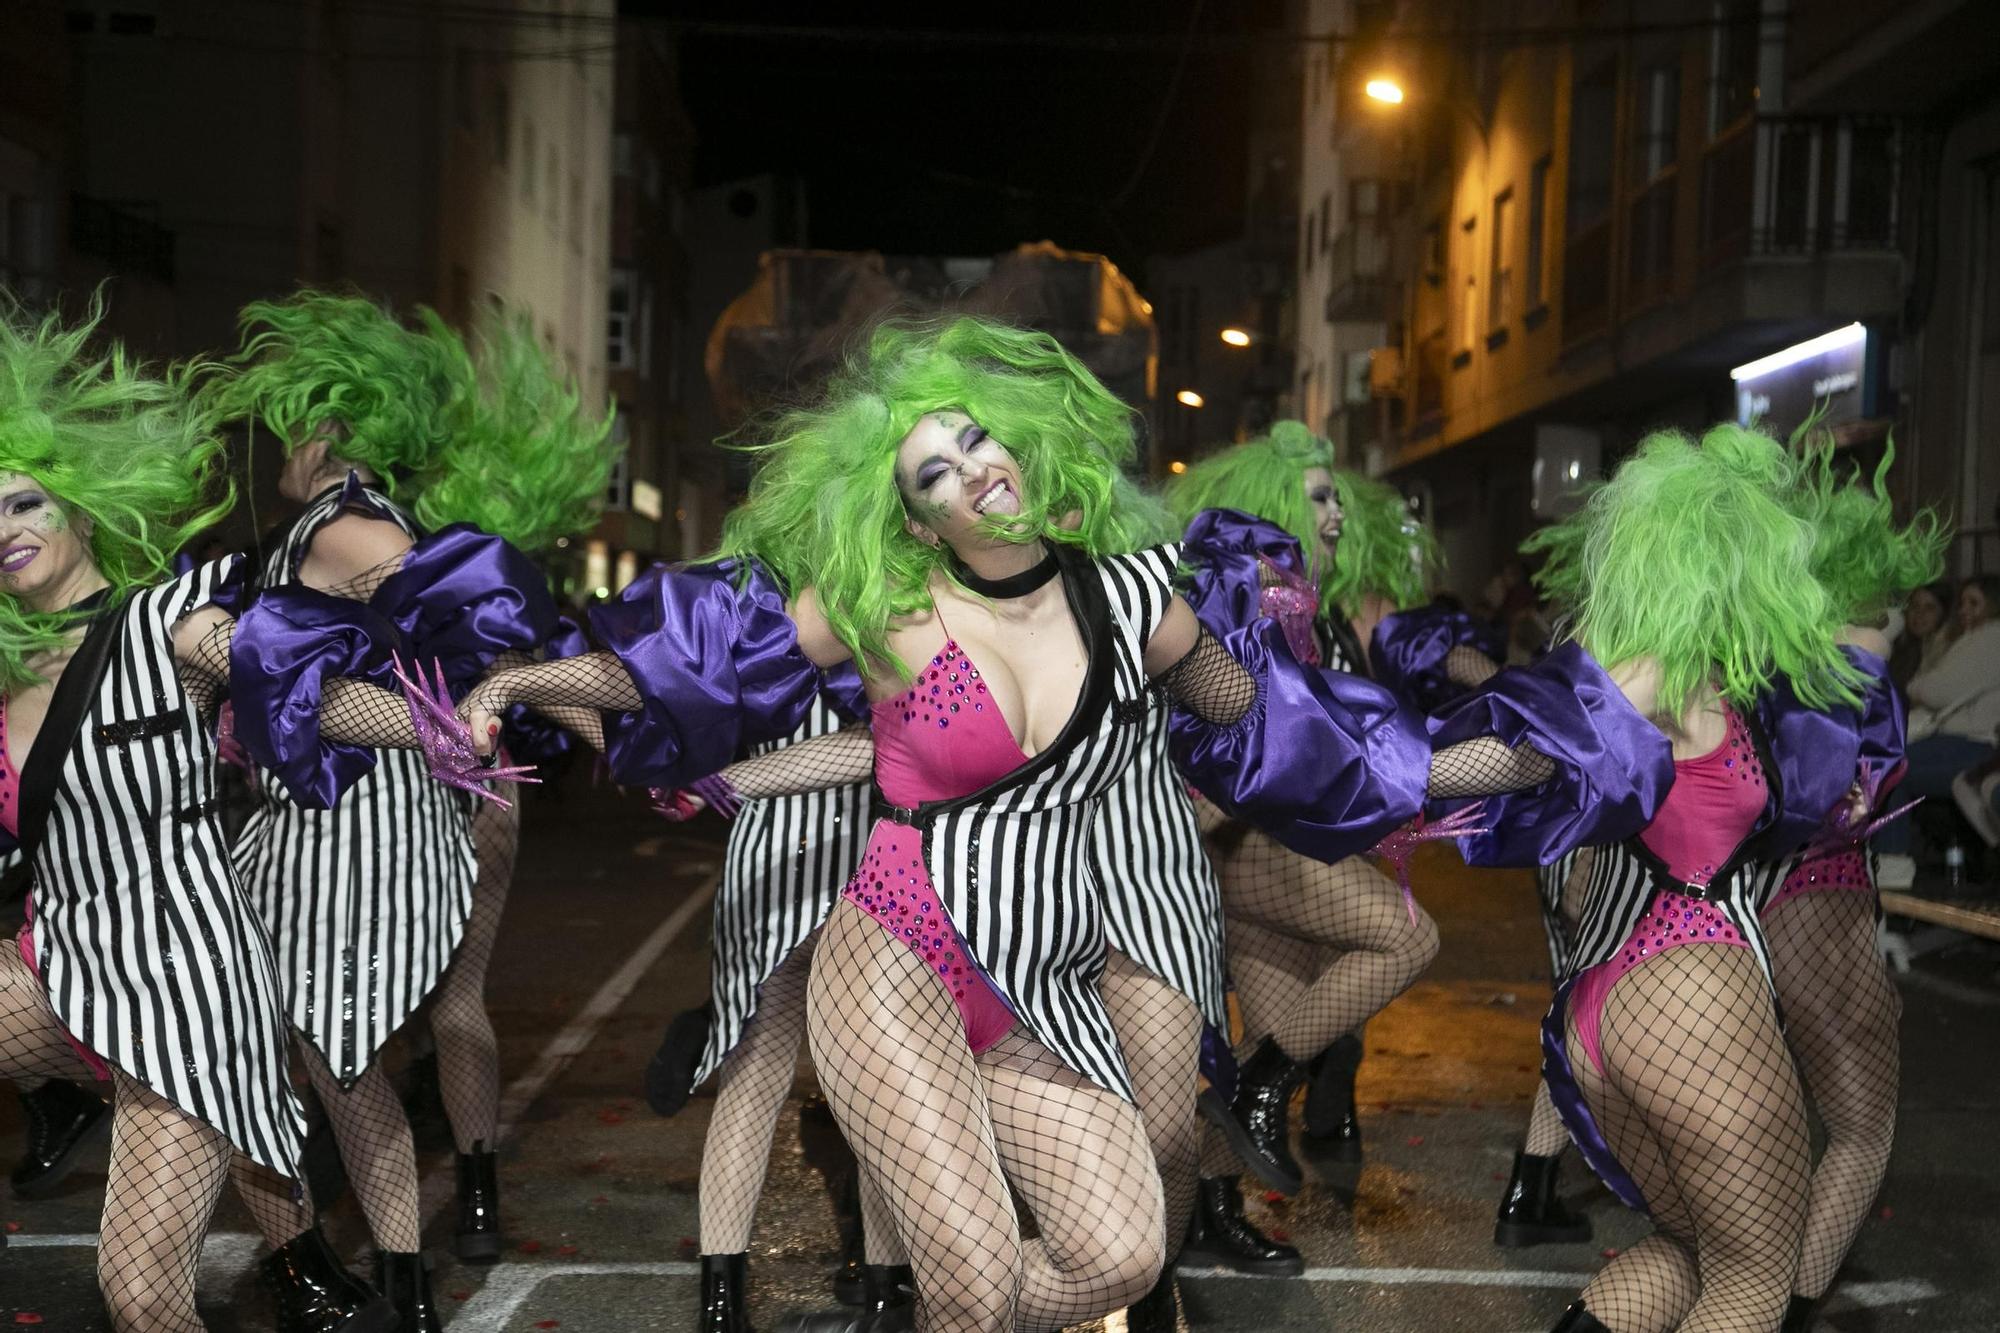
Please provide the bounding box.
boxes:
[1124,1265,1180,1333]
[1781,1294,1821,1332]
[1493,1151,1592,1247]
[1550,1300,1612,1332]
[1302,1033,1363,1159]
[1199,1036,1308,1194]
[1177,1175,1303,1276]
[831,1257,867,1305]
[777,1263,914,1332]
[10,1078,111,1197]
[454,1141,502,1262]
[260,1228,398,1333]
[375,1251,442,1333]
[700,1252,752,1333]
[645,1003,713,1117]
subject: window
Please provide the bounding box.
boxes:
[1459,216,1479,353]
[1633,59,1681,180]
[1708,0,1759,135]
[1526,156,1551,309]
[607,270,634,369]
[604,431,631,511]
[1489,187,1513,329]
[521,122,537,203]
[1568,57,1617,234]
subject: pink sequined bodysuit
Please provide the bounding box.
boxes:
[841,635,1023,1051]
[1571,704,1767,1075]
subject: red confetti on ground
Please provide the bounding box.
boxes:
[677,1236,698,1254]
[557,1244,579,1256]
[16,1316,45,1325]
[590,1194,609,1205]
[1491,1172,1506,1181]
[1267,1228,1290,1242]
[3,1222,19,1233]
[1879,1205,1894,1220]
[1262,1191,1284,1205]
[596,1108,626,1125]
[450,1292,471,1302]
[518,1239,543,1254]
[1406,1136,1425,1147]
[1601,1247,1621,1259]
[535,1322,561,1329]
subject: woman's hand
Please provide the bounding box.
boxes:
[458,673,515,758]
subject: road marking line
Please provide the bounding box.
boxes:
[443,1261,1936,1330]
[417,872,718,1230]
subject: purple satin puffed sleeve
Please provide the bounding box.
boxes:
[587,559,826,787]
[229,586,403,809]
[1847,646,1905,791]
[1426,641,1674,867]
[1370,607,1505,712]
[1168,619,1431,863]
[371,526,557,697]
[1177,508,1315,640]
[1752,661,1879,857]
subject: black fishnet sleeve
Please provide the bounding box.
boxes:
[463,650,642,754]
[715,725,876,800]
[1444,645,1502,690]
[1427,735,1557,798]
[322,551,408,603]
[1152,628,1257,726]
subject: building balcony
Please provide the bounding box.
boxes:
[1323,225,1391,323]
[1700,113,1904,266]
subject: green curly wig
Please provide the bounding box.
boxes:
[1789,434,1947,625]
[1164,420,1433,616]
[0,294,234,690]
[1522,421,1865,717]
[205,290,612,551]
[1330,470,1437,613]
[717,316,1147,676]
[407,306,618,552]
[204,291,460,493]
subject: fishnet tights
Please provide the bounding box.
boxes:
[1444,645,1502,691]
[231,1150,315,1255]
[805,898,1163,1333]
[0,945,95,1081]
[431,782,519,1154]
[100,1073,237,1333]
[1523,1076,1571,1158]
[1100,948,1203,1265]
[1764,886,1899,1300]
[1567,944,1809,1333]
[1218,836,1440,1061]
[700,934,816,1253]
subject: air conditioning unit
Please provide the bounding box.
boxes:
[1367,346,1403,397]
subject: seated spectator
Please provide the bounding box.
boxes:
[1889,579,1953,688]
[1878,576,2000,886]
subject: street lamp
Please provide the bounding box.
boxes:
[1219,327,1253,348]
[1169,460,1188,474]
[1175,389,1205,408]
[1364,77,1406,105]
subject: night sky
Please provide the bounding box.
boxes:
[626,1,1290,281]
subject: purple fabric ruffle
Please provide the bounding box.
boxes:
[371,526,557,697]
[1168,620,1431,864]
[1369,607,1506,712]
[1427,641,1674,867]
[1176,508,1317,643]
[1751,649,1895,857]
[229,586,402,809]
[588,560,828,788]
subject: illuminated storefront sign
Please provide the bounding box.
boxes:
[1731,323,1872,433]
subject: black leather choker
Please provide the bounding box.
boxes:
[956,547,1059,599]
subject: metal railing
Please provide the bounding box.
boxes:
[1700,114,1904,266]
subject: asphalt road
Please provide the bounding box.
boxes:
[3,792,1996,1331]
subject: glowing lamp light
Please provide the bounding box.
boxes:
[1219,327,1253,347]
[1175,389,1205,408]
[593,586,610,599]
[1169,460,1188,474]
[1728,323,1866,381]
[1365,78,1406,105]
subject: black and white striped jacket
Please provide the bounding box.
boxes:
[232,481,477,1083]
[698,694,872,1084]
[21,561,303,1174]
